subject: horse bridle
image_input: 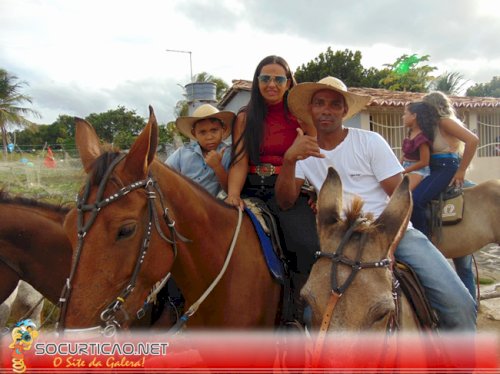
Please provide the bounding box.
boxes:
[58,154,185,336]
[311,217,399,366]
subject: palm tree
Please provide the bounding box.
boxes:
[429,72,468,95]
[0,68,40,158]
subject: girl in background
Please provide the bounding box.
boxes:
[401,101,436,190]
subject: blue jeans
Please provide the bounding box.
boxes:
[453,255,476,301]
[396,228,476,331]
[411,157,459,237]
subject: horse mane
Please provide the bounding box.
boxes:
[343,196,375,233]
[89,150,233,211]
[89,151,122,186]
[0,189,70,214]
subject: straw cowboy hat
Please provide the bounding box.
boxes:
[288,76,372,125]
[176,104,235,140]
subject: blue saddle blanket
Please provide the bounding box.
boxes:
[244,207,285,284]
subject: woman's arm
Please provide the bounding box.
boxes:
[403,143,430,174]
[439,117,479,186]
[225,111,248,210]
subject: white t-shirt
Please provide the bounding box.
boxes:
[296,128,404,219]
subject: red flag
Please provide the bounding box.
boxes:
[44,146,56,168]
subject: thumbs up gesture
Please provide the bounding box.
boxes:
[284,128,325,163]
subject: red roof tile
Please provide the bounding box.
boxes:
[220,80,500,109]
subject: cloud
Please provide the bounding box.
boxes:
[174,0,240,31]
[1,0,499,125]
[27,78,182,125]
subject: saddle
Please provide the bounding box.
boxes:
[393,260,439,330]
[243,198,298,326]
[243,197,287,283]
[429,186,464,240]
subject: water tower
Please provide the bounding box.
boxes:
[185,82,217,115]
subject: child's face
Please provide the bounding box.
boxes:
[402,107,416,128]
[191,119,224,152]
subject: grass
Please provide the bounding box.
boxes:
[0,154,84,202]
[2,155,82,331]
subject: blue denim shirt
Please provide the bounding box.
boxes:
[165,141,231,196]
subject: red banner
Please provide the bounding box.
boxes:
[1,330,498,373]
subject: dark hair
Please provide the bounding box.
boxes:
[406,101,438,143]
[231,55,296,165]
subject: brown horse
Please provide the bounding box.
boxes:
[434,180,500,258]
[301,168,417,332]
[60,107,281,332]
[0,191,71,308]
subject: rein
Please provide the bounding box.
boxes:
[58,153,245,337]
[168,208,243,335]
[58,154,185,336]
[312,217,394,366]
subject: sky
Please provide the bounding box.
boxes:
[1,0,499,126]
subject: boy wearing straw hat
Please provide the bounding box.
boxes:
[275,76,476,331]
[166,104,235,196]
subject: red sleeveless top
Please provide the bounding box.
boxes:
[258,101,300,166]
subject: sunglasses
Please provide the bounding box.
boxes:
[257,74,288,85]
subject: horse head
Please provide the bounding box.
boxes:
[61,106,173,332]
[301,167,411,332]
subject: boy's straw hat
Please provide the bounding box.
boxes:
[176,104,234,140]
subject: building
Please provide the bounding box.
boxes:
[218,80,500,183]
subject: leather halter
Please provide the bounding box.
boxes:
[58,154,185,336]
[312,217,394,366]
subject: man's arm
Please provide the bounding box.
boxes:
[379,173,404,197]
[275,157,304,211]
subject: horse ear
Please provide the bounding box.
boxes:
[317,167,343,228]
[374,176,412,252]
[122,106,159,180]
[75,117,103,174]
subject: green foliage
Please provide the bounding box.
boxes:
[175,72,229,117]
[429,72,468,95]
[380,54,437,92]
[192,72,229,100]
[12,114,77,155]
[294,47,391,87]
[0,68,41,158]
[85,106,146,149]
[466,76,500,97]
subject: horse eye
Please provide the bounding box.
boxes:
[117,224,136,240]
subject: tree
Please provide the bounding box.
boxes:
[0,68,40,158]
[294,47,391,87]
[429,72,468,95]
[380,54,437,92]
[85,106,145,149]
[466,76,500,97]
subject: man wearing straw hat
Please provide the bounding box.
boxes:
[166,104,235,197]
[275,76,476,331]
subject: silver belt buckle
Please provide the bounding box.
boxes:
[255,164,275,177]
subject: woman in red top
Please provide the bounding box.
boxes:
[226,55,318,324]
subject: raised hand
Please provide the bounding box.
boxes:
[285,128,325,162]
